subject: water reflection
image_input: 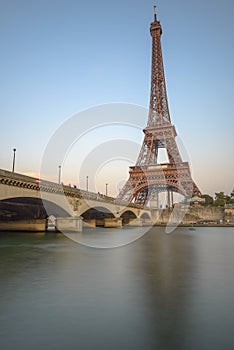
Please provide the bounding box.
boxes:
[0,228,234,350]
[129,227,234,349]
[131,228,197,349]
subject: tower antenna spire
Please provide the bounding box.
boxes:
[154,5,157,21]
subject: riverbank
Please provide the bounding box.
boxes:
[153,223,234,227]
[152,206,234,226]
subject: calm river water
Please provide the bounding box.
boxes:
[1,227,234,350]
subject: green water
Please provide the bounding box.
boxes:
[0,227,234,350]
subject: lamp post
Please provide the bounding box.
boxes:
[86,176,89,192]
[58,165,61,184]
[12,148,16,172]
[105,183,108,196]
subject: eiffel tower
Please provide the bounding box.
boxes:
[118,6,201,206]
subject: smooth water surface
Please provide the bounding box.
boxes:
[1,227,234,350]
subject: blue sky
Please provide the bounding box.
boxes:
[0,0,233,197]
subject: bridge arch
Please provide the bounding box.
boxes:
[0,197,70,220]
[140,212,152,224]
[120,210,137,225]
[81,206,115,227]
[140,212,151,219]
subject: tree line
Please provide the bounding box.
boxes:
[201,190,234,206]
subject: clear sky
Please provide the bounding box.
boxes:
[0,0,233,197]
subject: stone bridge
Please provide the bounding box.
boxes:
[0,169,152,231]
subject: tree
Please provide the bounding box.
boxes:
[227,190,234,204]
[214,192,227,206]
[201,194,214,206]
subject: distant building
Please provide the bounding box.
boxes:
[188,196,205,206]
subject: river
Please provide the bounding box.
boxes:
[1,227,234,350]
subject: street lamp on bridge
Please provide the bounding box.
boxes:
[86,176,89,192]
[58,165,61,184]
[12,148,16,173]
[106,183,108,196]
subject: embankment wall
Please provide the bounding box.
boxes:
[155,206,234,224]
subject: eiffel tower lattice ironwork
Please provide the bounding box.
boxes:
[118,6,201,206]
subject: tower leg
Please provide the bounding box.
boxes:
[156,191,159,209]
[150,191,159,209]
[171,190,174,207]
[153,191,159,209]
[167,189,171,208]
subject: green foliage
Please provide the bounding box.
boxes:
[226,197,234,205]
[201,194,213,206]
[213,192,233,206]
[179,191,234,207]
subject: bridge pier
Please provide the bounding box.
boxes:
[0,219,47,232]
[150,209,161,223]
[83,219,96,228]
[142,219,155,226]
[127,218,143,227]
[104,218,122,228]
[55,216,83,232]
